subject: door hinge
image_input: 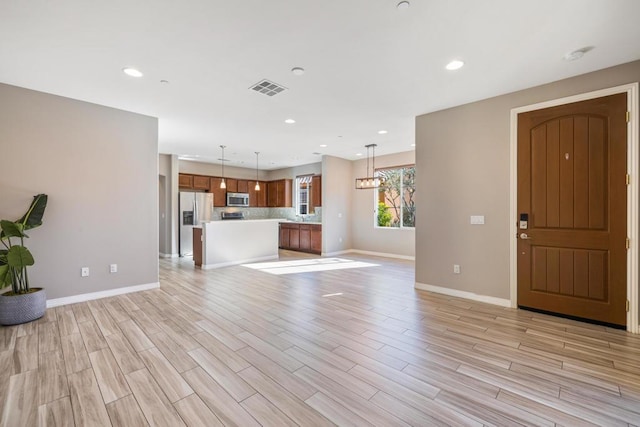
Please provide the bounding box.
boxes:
[626,238,630,249]
[626,111,631,123]
[626,174,631,185]
[626,300,630,312]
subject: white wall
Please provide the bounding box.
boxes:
[321,156,353,254]
[179,159,267,181]
[351,150,415,258]
[0,83,159,300]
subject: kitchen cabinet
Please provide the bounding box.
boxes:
[193,175,210,190]
[268,179,292,207]
[179,174,193,189]
[209,178,227,207]
[226,178,238,193]
[310,175,322,212]
[248,181,267,207]
[237,180,248,193]
[279,222,321,254]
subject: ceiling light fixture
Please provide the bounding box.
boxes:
[284,118,296,124]
[254,152,261,191]
[320,144,327,148]
[378,130,388,135]
[563,46,593,61]
[356,153,363,156]
[397,1,410,10]
[445,60,464,71]
[122,67,143,77]
[219,145,227,189]
[355,144,384,189]
[291,67,305,76]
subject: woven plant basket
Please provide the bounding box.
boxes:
[0,288,47,325]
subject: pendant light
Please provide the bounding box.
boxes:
[355,144,383,189]
[219,145,227,189]
[254,152,261,191]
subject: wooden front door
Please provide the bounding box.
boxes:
[517,93,628,327]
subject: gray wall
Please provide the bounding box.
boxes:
[179,159,267,181]
[415,60,640,301]
[0,83,158,300]
[351,150,415,257]
[159,153,179,256]
[321,155,353,254]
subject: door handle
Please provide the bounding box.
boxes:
[519,233,532,240]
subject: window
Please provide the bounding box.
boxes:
[375,165,415,228]
[295,175,312,215]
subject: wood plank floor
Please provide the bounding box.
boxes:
[2,251,640,426]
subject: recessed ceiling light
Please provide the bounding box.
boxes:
[445,60,464,71]
[411,143,416,147]
[284,119,296,124]
[291,67,305,76]
[378,130,388,135]
[356,153,363,156]
[122,67,143,78]
[160,79,169,84]
[397,1,410,10]
[320,144,327,147]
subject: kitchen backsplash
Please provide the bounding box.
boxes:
[212,207,322,222]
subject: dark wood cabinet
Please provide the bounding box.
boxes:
[209,178,227,207]
[268,179,292,207]
[248,181,267,207]
[179,174,193,189]
[237,180,248,193]
[226,178,238,193]
[279,222,321,254]
[310,175,322,211]
[193,175,210,190]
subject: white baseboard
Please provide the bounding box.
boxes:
[46,282,160,308]
[159,253,179,258]
[415,282,512,308]
[321,250,352,257]
[349,249,415,261]
[200,255,279,270]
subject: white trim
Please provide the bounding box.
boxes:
[46,282,160,308]
[200,255,279,270]
[159,252,179,258]
[509,83,639,333]
[322,250,353,257]
[349,249,415,261]
[415,282,511,308]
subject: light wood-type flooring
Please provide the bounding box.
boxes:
[2,251,640,426]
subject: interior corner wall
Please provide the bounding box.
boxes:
[351,150,415,258]
[159,153,178,257]
[415,60,640,301]
[321,155,353,254]
[0,83,159,300]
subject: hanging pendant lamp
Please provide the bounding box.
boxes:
[255,152,261,191]
[355,144,383,189]
[219,145,227,189]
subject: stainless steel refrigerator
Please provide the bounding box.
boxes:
[179,192,214,257]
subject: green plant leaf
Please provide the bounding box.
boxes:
[0,220,27,239]
[6,246,34,268]
[0,264,9,287]
[17,194,48,231]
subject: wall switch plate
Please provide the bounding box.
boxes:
[109,264,117,273]
[81,267,90,277]
[470,215,485,225]
[453,264,461,274]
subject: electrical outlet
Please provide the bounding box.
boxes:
[109,264,118,273]
[453,264,461,274]
[81,267,90,277]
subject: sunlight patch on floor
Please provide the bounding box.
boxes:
[242,258,379,275]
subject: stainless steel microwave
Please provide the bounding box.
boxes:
[227,192,249,207]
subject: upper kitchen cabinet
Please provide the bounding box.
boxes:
[226,178,238,193]
[209,177,226,207]
[311,175,322,211]
[237,180,248,193]
[248,181,267,207]
[193,175,210,190]
[267,179,292,208]
[178,174,194,189]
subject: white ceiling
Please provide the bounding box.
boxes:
[2,0,639,170]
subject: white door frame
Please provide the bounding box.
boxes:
[509,83,639,333]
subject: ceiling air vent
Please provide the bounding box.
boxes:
[249,79,287,96]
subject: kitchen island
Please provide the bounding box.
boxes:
[197,219,282,269]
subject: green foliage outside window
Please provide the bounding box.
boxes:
[375,166,415,228]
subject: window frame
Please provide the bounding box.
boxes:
[295,175,313,216]
[373,164,416,229]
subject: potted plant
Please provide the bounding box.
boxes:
[0,194,48,325]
